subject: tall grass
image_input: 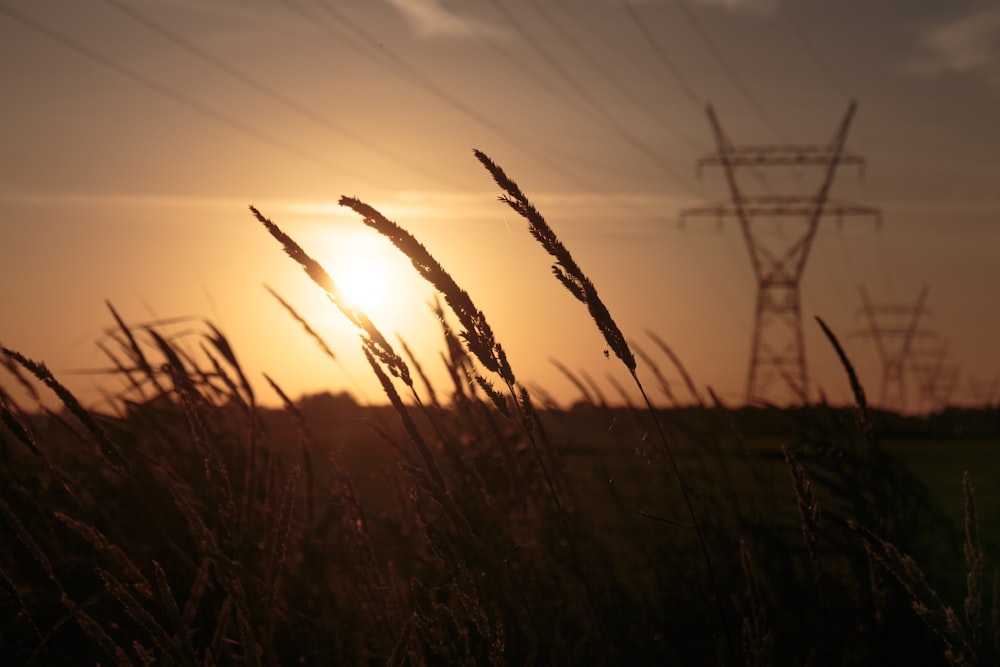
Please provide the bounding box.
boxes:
[474,147,733,657]
[0,154,997,665]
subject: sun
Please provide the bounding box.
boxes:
[311,227,415,322]
[336,256,388,312]
[299,224,439,346]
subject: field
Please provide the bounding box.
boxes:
[2,153,998,665]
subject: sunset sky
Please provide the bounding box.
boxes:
[1,0,998,412]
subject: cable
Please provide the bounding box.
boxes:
[436,0,662,182]
[623,2,705,111]
[673,0,790,143]
[292,0,676,223]
[299,0,602,189]
[617,2,747,330]
[442,0,604,125]
[776,0,852,102]
[483,0,697,192]
[775,0,873,174]
[526,0,707,154]
[0,3,372,183]
[102,0,464,190]
[624,2,772,192]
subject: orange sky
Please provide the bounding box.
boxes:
[1,0,998,413]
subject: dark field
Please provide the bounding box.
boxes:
[2,379,997,665]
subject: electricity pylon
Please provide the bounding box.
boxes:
[910,338,960,413]
[682,101,880,403]
[855,285,933,412]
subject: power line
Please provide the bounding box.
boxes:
[297,0,607,191]
[101,0,464,190]
[776,0,852,102]
[437,0,660,182]
[555,0,666,82]
[773,0,873,170]
[616,2,750,332]
[0,3,372,183]
[440,0,605,126]
[623,2,705,111]
[673,0,790,143]
[291,0,676,222]
[482,0,697,192]
[526,0,707,154]
[770,2,884,326]
[624,2,774,192]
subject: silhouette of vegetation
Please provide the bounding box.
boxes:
[1,156,998,665]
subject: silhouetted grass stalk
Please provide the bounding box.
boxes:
[262,283,370,403]
[962,471,984,646]
[474,148,735,659]
[336,195,609,649]
[645,328,705,407]
[815,316,887,530]
[850,519,976,665]
[1,348,130,474]
[250,205,412,389]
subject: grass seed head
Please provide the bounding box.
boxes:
[473,149,635,372]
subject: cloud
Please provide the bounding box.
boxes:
[623,0,777,16]
[905,7,1000,79]
[384,0,506,40]
[680,0,777,17]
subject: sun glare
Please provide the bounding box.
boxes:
[337,256,387,312]
[285,219,451,377]
[306,226,428,327]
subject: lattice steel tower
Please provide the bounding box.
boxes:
[683,102,879,403]
[856,285,933,411]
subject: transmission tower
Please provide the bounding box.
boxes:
[910,338,960,413]
[682,101,880,403]
[854,285,933,412]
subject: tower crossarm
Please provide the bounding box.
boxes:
[697,146,866,170]
[910,339,949,373]
[687,101,873,404]
[679,196,880,284]
[858,306,933,315]
[853,329,937,338]
[855,286,932,410]
[857,286,931,358]
[680,198,880,223]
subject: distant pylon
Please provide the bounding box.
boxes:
[682,101,880,403]
[910,338,960,413]
[854,285,933,411]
